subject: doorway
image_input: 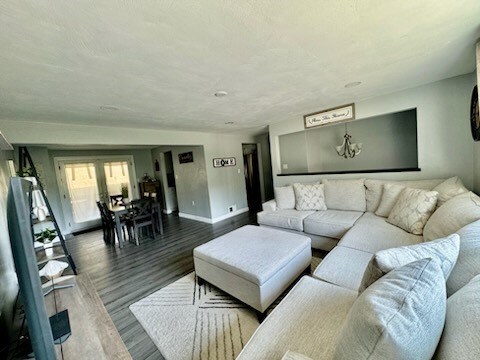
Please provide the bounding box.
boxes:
[159,151,178,213]
[242,144,262,213]
[55,156,137,233]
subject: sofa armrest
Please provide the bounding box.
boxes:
[262,199,277,212]
[281,350,313,360]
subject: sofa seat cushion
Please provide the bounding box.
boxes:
[193,225,310,286]
[313,245,373,291]
[303,210,363,239]
[237,276,358,360]
[338,212,422,253]
[257,209,315,232]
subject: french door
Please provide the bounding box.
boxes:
[55,156,137,233]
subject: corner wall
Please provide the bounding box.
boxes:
[270,72,477,188]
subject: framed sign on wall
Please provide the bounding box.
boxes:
[178,152,194,164]
[213,157,236,168]
[304,103,355,129]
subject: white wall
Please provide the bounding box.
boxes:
[0,123,255,222]
[270,72,477,188]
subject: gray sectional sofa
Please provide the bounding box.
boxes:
[238,178,480,359]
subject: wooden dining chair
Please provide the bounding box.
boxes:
[128,198,155,246]
[97,201,114,244]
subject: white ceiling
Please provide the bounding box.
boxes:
[0,1,479,133]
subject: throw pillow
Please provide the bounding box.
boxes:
[423,191,480,241]
[359,234,460,292]
[333,259,447,360]
[323,179,366,212]
[274,186,295,210]
[375,183,406,217]
[433,275,480,360]
[292,183,327,211]
[433,176,469,208]
[387,188,438,235]
[446,219,480,296]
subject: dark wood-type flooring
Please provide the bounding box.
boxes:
[67,212,257,360]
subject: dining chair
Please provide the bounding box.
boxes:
[128,198,155,246]
[97,201,114,244]
[100,202,131,245]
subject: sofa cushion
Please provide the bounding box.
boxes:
[375,183,405,217]
[338,212,422,253]
[303,210,363,239]
[433,176,469,208]
[313,245,373,291]
[193,225,311,286]
[434,275,480,360]
[333,259,447,360]
[359,234,460,292]
[446,219,480,296]
[365,179,443,212]
[257,209,315,232]
[237,276,358,360]
[424,192,480,241]
[387,187,438,235]
[292,183,327,211]
[274,186,296,209]
[323,179,366,212]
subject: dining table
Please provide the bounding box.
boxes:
[108,200,163,248]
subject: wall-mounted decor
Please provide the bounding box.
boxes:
[471,85,480,141]
[178,152,194,164]
[213,157,236,168]
[304,103,355,129]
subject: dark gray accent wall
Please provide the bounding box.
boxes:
[279,109,418,173]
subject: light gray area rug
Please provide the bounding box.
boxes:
[130,256,323,360]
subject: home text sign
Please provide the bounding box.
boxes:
[213,157,236,168]
[178,152,194,164]
[304,103,355,129]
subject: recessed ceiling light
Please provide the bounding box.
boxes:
[344,81,362,88]
[214,91,228,97]
[225,121,234,125]
[100,105,119,111]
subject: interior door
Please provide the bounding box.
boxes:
[56,157,137,233]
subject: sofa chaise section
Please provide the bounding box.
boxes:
[236,276,358,360]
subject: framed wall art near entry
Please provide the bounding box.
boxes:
[178,152,194,164]
[304,103,355,129]
[471,85,480,141]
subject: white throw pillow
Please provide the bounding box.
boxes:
[375,183,406,217]
[292,183,327,211]
[423,192,480,241]
[434,275,480,360]
[359,234,460,292]
[274,186,296,210]
[334,259,447,360]
[387,188,438,235]
[433,176,469,208]
[323,179,366,212]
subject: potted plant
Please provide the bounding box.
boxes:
[121,183,129,200]
[35,228,58,256]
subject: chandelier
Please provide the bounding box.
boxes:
[335,123,362,158]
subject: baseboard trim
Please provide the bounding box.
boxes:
[179,207,249,224]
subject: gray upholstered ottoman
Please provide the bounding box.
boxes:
[193,225,312,313]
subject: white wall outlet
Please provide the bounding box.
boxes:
[237,168,241,174]
[282,164,288,170]
[192,200,195,206]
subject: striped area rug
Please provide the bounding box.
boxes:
[130,256,322,360]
